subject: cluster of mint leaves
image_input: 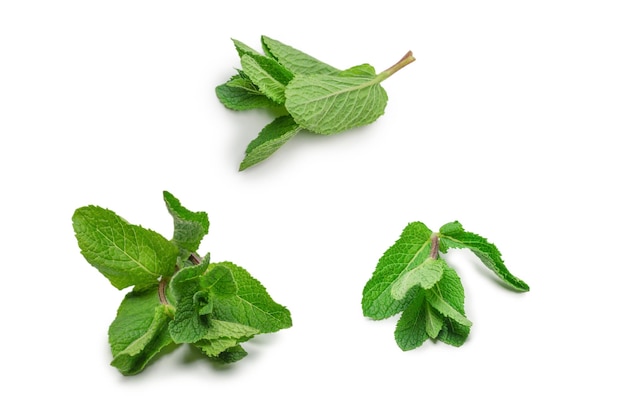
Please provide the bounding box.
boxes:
[362,221,529,350]
[72,191,292,375]
[216,35,415,170]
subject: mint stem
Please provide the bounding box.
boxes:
[430,234,440,259]
[188,252,202,265]
[379,51,415,81]
[158,277,170,306]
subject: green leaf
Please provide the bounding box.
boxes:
[424,303,444,339]
[202,264,237,297]
[232,39,293,104]
[284,69,388,135]
[214,345,248,363]
[163,191,209,256]
[168,258,213,343]
[239,115,302,171]
[108,287,174,375]
[437,319,471,347]
[362,222,433,320]
[439,221,530,292]
[194,320,258,357]
[241,54,291,104]
[72,206,178,290]
[394,292,429,351]
[215,73,282,110]
[424,288,472,327]
[390,258,445,300]
[210,262,292,333]
[261,35,339,75]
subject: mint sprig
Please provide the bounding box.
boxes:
[72,192,292,375]
[362,221,529,350]
[216,35,415,170]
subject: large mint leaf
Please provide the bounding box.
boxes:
[439,221,530,292]
[362,222,433,320]
[261,35,339,75]
[72,206,178,290]
[284,64,388,135]
[168,258,212,344]
[108,287,174,375]
[163,191,209,256]
[210,262,292,333]
[239,115,302,171]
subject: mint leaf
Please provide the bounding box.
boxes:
[210,262,292,333]
[364,221,529,350]
[72,205,178,290]
[394,292,429,350]
[215,345,248,363]
[163,191,209,257]
[439,221,530,292]
[108,287,174,375]
[168,258,212,344]
[362,222,433,320]
[390,258,445,300]
[261,35,339,75]
[233,38,293,104]
[215,72,282,110]
[217,36,414,170]
[193,320,259,358]
[202,264,237,296]
[239,115,302,171]
[73,192,293,374]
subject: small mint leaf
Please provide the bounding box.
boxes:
[439,221,530,292]
[163,191,209,256]
[108,287,174,375]
[239,115,302,171]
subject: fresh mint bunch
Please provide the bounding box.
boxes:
[216,36,415,170]
[72,191,292,375]
[362,221,529,350]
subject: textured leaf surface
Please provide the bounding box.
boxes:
[241,54,290,104]
[232,39,293,104]
[239,115,302,171]
[394,293,429,351]
[261,35,339,75]
[215,73,281,110]
[284,65,388,134]
[168,259,212,343]
[362,222,433,320]
[210,262,292,333]
[163,191,209,256]
[108,287,173,375]
[202,264,237,296]
[439,221,530,291]
[72,206,178,290]
[391,258,445,300]
[193,320,258,357]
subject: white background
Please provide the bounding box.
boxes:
[1,1,625,416]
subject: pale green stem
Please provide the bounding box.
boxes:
[377,51,415,82]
